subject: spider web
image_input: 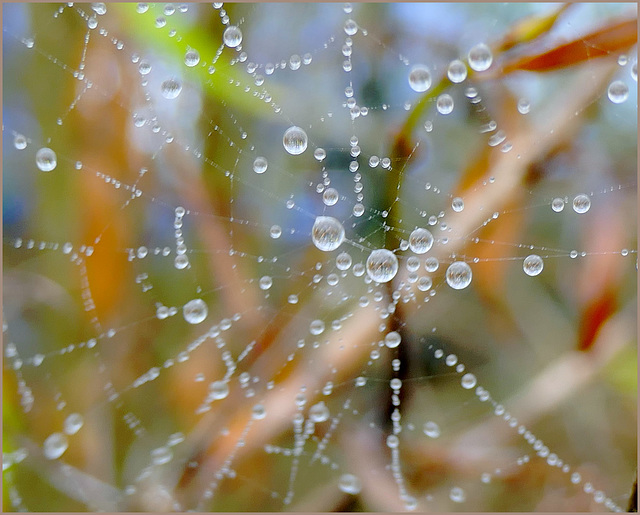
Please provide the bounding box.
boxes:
[2,2,637,512]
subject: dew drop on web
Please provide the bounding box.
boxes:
[36,147,57,172]
[366,249,398,283]
[311,216,345,252]
[445,261,472,289]
[468,43,492,72]
[283,126,308,155]
[408,64,432,92]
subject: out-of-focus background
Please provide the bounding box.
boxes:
[3,2,637,512]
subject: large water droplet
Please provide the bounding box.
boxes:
[253,156,268,174]
[449,486,466,503]
[322,187,339,206]
[151,446,173,465]
[408,65,432,93]
[312,216,345,251]
[468,43,492,72]
[607,80,629,104]
[63,413,84,435]
[259,276,273,290]
[523,254,543,276]
[461,373,477,389]
[36,147,57,172]
[14,134,27,150]
[409,228,433,254]
[447,59,467,83]
[336,252,352,270]
[338,473,361,494]
[161,78,182,99]
[209,380,229,400]
[223,25,243,48]
[385,331,401,348]
[283,126,308,155]
[183,298,208,324]
[344,19,358,36]
[309,319,325,335]
[43,432,68,460]
[445,261,472,289]
[572,194,590,214]
[551,197,564,212]
[366,249,398,283]
[423,421,440,438]
[451,197,464,212]
[184,49,200,67]
[252,403,266,419]
[436,94,454,115]
[309,401,330,422]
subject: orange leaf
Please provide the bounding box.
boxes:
[501,17,637,74]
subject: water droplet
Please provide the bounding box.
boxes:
[289,54,301,70]
[607,80,629,104]
[312,216,345,252]
[338,473,361,494]
[43,432,68,460]
[468,43,492,72]
[409,228,434,254]
[283,126,308,155]
[252,403,266,419]
[151,446,173,465]
[417,276,432,291]
[461,373,477,389]
[449,486,466,503]
[309,401,330,422]
[313,147,326,161]
[174,255,189,269]
[253,156,268,174]
[408,65,432,92]
[184,49,200,67]
[336,252,352,270]
[270,225,281,239]
[63,413,84,435]
[451,197,464,212]
[436,94,454,115]
[138,60,151,75]
[183,298,208,324]
[310,319,325,335]
[344,19,357,36]
[406,256,420,272]
[223,25,243,48]
[13,134,27,150]
[572,194,590,214]
[424,257,439,273]
[447,59,467,83]
[423,421,440,438]
[353,203,364,217]
[161,78,182,99]
[209,380,229,400]
[551,197,565,212]
[366,249,398,283]
[517,98,530,114]
[385,331,401,348]
[445,261,472,290]
[631,62,637,82]
[36,147,57,172]
[323,187,339,206]
[523,254,543,276]
[259,276,272,290]
[386,434,399,448]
